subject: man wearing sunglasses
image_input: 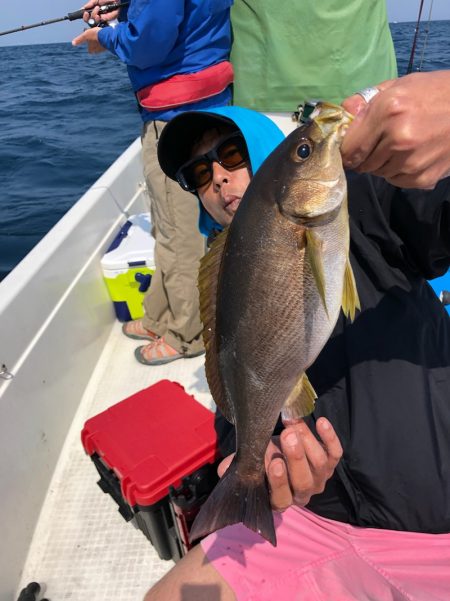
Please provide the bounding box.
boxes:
[158,107,285,241]
[142,105,450,601]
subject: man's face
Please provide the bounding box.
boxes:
[193,129,251,227]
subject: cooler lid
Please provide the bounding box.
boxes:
[81,380,218,506]
[101,213,155,270]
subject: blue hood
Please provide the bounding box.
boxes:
[196,107,285,237]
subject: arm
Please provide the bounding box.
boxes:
[384,178,450,278]
[341,71,450,190]
[72,0,184,67]
[98,0,184,68]
[218,418,343,511]
[71,0,123,54]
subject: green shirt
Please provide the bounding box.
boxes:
[230,0,398,112]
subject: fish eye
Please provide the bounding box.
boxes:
[296,142,312,160]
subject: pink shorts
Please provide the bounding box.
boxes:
[201,506,450,601]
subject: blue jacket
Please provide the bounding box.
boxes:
[98,0,233,122]
[195,106,285,237]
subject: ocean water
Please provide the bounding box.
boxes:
[1,20,450,280]
[0,43,139,280]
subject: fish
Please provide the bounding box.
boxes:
[191,102,360,546]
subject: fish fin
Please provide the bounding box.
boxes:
[305,229,328,317]
[281,373,317,422]
[198,228,235,424]
[189,457,276,546]
[341,257,361,322]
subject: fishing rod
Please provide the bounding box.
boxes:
[0,2,130,37]
[406,0,426,74]
[417,0,435,72]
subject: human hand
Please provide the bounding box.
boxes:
[82,0,120,24]
[341,71,450,189]
[218,418,342,511]
[72,27,105,54]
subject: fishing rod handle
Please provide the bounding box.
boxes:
[67,2,129,22]
[98,2,130,15]
[67,9,87,21]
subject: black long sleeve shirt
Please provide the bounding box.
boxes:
[216,172,450,534]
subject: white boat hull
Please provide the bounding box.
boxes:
[0,138,213,599]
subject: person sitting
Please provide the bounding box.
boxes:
[144,105,450,601]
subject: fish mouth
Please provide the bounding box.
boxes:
[311,102,353,138]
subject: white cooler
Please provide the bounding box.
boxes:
[101,213,155,322]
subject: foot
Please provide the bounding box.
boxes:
[122,319,159,341]
[134,338,205,366]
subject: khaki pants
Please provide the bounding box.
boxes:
[141,120,206,354]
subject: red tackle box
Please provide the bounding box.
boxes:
[81,380,220,561]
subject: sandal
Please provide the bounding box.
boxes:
[134,338,204,366]
[122,319,159,341]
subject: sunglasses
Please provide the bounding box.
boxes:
[176,132,249,192]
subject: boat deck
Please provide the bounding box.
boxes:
[18,320,214,601]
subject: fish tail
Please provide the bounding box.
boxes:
[189,458,276,546]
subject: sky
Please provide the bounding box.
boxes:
[0,0,448,47]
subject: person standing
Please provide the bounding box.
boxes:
[72,0,234,365]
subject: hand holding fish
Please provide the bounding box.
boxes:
[341,71,450,189]
[267,418,343,510]
[217,418,343,511]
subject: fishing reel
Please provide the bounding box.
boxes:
[87,18,110,28]
[87,2,125,28]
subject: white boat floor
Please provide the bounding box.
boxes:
[18,320,214,601]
